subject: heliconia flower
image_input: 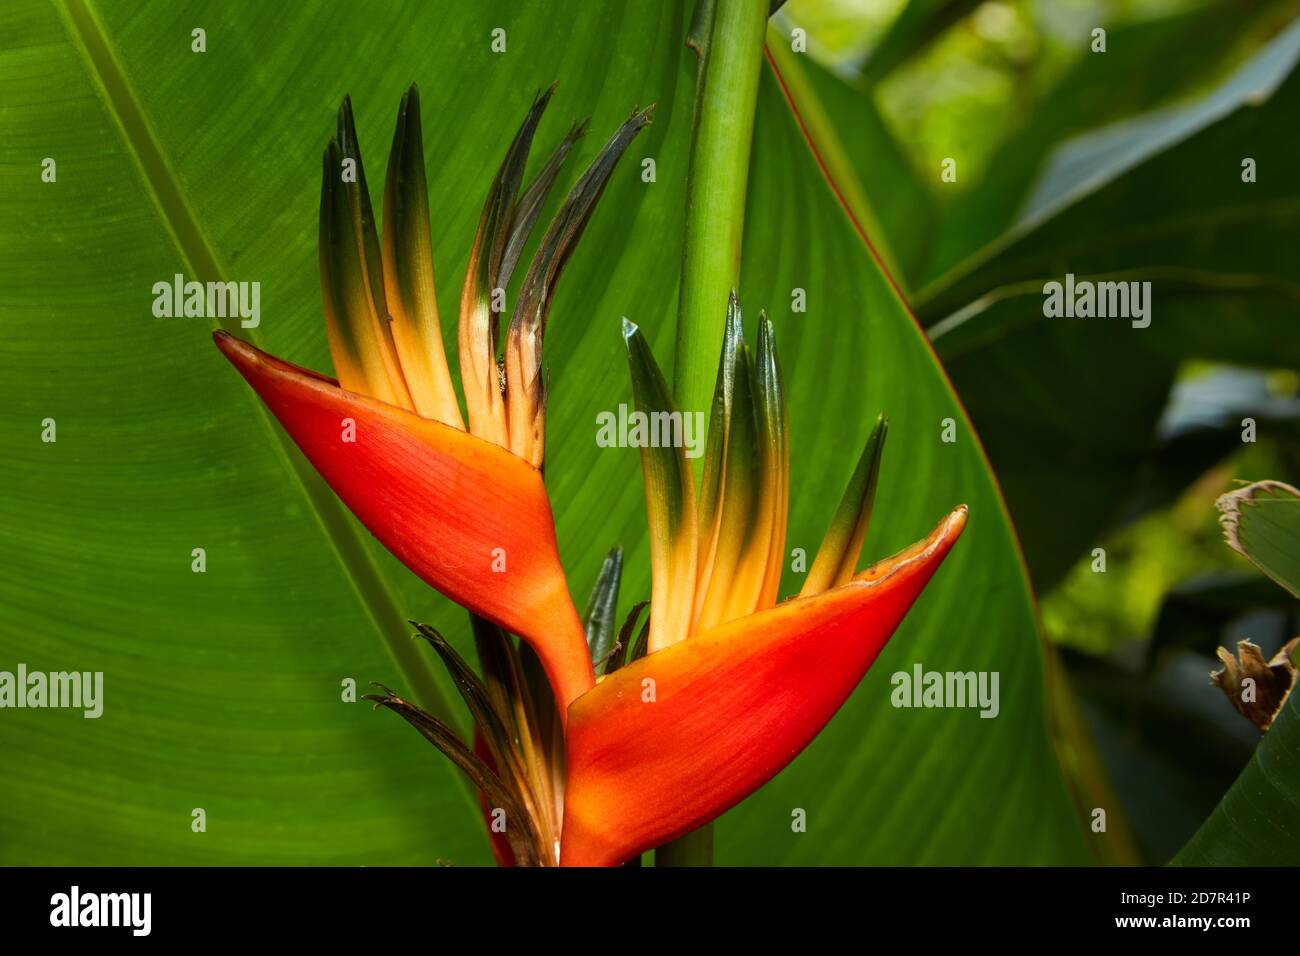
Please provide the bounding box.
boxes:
[364,294,967,867]
[216,83,964,868]
[216,85,651,719]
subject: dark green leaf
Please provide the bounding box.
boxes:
[1174,683,1300,865]
[1148,572,1297,668]
[604,600,650,675]
[924,24,1300,590]
[924,1,1292,282]
[805,413,887,592]
[698,293,743,540]
[583,547,624,675]
[857,0,983,86]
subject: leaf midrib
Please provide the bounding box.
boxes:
[56,0,457,725]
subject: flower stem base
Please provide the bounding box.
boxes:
[655,823,714,867]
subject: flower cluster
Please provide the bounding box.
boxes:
[216,86,965,866]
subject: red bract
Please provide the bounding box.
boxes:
[561,506,966,866]
[214,333,593,716]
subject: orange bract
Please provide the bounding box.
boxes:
[560,505,966,866]
[215,332,595,718]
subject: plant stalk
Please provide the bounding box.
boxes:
[658,0,768,869]
[672,0,768,430]
[655,824,715,867]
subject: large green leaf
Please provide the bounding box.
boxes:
[714,34,1087,866]
[922,20,1300,591]
[1174,677,1300,865]
[0,0,1086,865]
[765,39,934,287]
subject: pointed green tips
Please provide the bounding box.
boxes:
[380,82,464,425]
[472,85,558,298]
[319,128,408,407]
[699,292,745,540]
[500,118,588,293]
[692,301,766,632]
[583,547,625,675]
[802,413,889,596]
[754,310,789,607]
[622,320,698,652]
[335,95,388,332]
[512,104,653,341]
[318,96,414,407]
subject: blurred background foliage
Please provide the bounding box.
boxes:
[780,0,1300,864]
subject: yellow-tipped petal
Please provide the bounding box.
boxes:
[317,133,408,408]
[458,88,555,448]
[457,288,510,447]
[504,107,653,467]
[333,98,413,410]
[692,296,779,631]
[382,84,465,428]
[693,335,764,631]
[505,320,543,464]
[623,319,698,652]
[694,293,742,629]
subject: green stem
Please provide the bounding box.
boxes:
[657,0,768,869]
[655,824,714,867]
[672,0,768,429]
